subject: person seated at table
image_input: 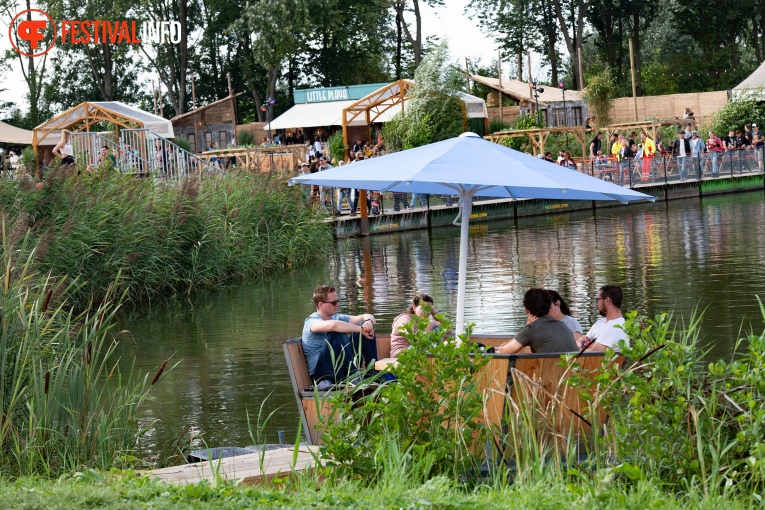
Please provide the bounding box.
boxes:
[547,290,583,342]
[390,293,441,358]
[497,288,578,354]
[302,285,378,383]
[581,284,628,352]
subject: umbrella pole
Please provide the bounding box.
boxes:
[456,191,473,337]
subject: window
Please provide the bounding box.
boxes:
[189,134,196,153]
[205,132,212,148]
[572,107,583,126]
[552,108,566,127]
[219,131,227,148]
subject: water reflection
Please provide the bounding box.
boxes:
[118,191,765,452]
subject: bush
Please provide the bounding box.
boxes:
[237,130,254,147]
[327,131,345,164]
[0,171,333,307]
[173,136,191,153]
[710,88,765,135]
[382,42,465,151]
[565,310,765,496]
[489,119,511,133]
[321,314,493,482]
[583,68,617,127]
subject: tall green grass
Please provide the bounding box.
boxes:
[0,168,332,307]
[0,224,173,477]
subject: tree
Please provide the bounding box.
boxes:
[552,0,590,90]
[391,0,443,67]
[383,42,464,151]
[2,0,49,126]
[139,0,198,117]
[238,0,310,122]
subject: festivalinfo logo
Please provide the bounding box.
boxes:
[9,9,181,58]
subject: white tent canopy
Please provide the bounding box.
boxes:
[0,121,33,144]
[34,101,174,145]
[734,60,765,92]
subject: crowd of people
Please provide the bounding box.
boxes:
[588,119,765,182]
[302,283,628,387]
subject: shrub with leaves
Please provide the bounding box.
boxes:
[568,310,765,495]
[320,314,494,482]
[382,42,465,151]
[710,88,765,135]
[583,68,617,127]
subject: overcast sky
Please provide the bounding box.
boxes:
[0,0,529,115]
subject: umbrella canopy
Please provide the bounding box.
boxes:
[290,133,655,334]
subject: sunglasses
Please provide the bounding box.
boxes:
[324,300,340,306]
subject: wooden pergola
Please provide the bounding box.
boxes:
[486,126,589,157]
[485,119,683,156]
[341,79,414,155]
[33,101,174,178]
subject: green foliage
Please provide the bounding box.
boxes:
[237,130,254,147]
[320,314,492,482]
[710,89,765,135]
[382,43,465,151]
[173,136,192,153]
[0,228,170,477]
[489,119,512,133]
[567,309,765,495]
[497,115,543,152]
[21,147,36,168]
[0,171,333,307]
[327,131,345,164]
[583,68,617,127]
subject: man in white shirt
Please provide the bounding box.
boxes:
[582,284,628,351]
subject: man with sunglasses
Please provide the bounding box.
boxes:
[303,285,378,384]
[581,284,628,351]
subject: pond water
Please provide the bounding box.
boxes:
[118,190,765,452]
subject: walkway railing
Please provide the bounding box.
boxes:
[120,129,222,180]
[68,129,221,180]
[582,147,765,186]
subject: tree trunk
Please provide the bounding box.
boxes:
[393,0,422,66]
[632,10,642,96]
[396,12,403,79]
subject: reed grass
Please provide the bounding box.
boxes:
[0,168,332,307]
[0,223,174,478]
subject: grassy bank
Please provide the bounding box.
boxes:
[0,168,332,306]
[0,470,758,509]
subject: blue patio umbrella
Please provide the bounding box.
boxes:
[290,133,655,334]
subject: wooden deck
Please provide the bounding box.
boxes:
[146,446,323,485]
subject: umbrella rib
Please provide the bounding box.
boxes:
[380,181,403,193]
[503,186,517,200]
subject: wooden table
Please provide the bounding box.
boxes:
[374,357,399,370]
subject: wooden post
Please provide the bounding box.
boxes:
[498,51,503,124]
[157,77,164,117]
[191,74,197,109]
[227,72,233,97]
[152,81,158,116]
[465,57,471,94]
[629,38,638,121]
[577,49,584,90]
[527,51,533,116]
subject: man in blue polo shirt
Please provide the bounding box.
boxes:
[303,285,378,383]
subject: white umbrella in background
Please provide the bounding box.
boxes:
[290,133,655,334]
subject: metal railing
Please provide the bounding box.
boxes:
[583,147,765,186]
[120,129,222,180]
[68,129,221,180]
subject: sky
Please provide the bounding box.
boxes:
[0,0,532,116]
